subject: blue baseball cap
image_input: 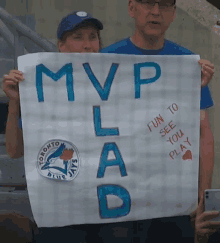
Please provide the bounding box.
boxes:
[57,11,103,40]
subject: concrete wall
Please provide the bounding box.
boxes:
[2,0,220,189]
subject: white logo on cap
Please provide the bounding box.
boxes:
[76,11,88,17]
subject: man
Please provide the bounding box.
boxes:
[101,0,215,242]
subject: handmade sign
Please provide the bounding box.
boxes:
[18,53,201,227]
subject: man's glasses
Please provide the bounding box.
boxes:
[136,0,175,10]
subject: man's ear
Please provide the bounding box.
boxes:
[128,0,135,18]
[172,6,177,23]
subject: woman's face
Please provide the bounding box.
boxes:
[58,25,100,53]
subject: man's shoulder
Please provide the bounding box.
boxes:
[101,37,131,54]
[165,39,195,55]
[101,38,195,55]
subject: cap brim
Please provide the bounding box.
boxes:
[58,17,103,40]
[76,18,103,30]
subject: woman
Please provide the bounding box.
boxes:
[3,10,103,158]
[3,10,136,243]
[2,10,106,243]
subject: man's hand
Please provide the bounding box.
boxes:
[190,196,204,228]
[198,59,215,88]
[194,193,220,243]
[190,208,197,229]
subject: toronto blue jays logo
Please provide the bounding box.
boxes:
[37,140,80,181]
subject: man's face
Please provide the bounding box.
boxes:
[129,0,176,38]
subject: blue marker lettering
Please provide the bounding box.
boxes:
[134,62,161,99]
[97,185,131,218]
[83,63,119,100]
[93,106,119,136]
[36,63,74,102]
[97,143,127,178]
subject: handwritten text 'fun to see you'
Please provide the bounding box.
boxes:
[147,103,193,161]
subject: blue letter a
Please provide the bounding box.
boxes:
[97,143,127,178]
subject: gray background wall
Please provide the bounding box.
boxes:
[1,0,220,190]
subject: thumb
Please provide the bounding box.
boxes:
[198,59,206,68]
[190,209,197,218]
[201,75,208,88]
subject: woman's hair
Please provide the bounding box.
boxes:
[57,22,103,52]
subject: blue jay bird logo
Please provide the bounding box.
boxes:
[41,143,73,175]
[37,140,80,181]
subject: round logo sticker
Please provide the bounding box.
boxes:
[37,140,80,181]
[76,11,88,17]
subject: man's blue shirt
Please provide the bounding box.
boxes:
[19,118,22,130]
[101,37,214,110]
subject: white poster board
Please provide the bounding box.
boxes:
[18,53,201,227]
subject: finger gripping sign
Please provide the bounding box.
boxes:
[18,53,201,227]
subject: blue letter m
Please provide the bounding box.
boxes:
[36,63,74,102]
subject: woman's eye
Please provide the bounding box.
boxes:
[73,36,81,39]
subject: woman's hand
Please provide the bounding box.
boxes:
[2,70,24,102]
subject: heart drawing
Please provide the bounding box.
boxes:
[182,150,193,161]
